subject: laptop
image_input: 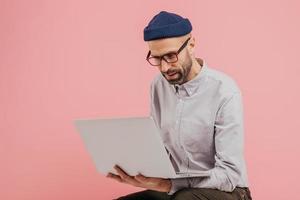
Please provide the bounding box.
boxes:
[74,116,211,179]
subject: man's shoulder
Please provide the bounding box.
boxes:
[205,66,241,94]
[150,74,165,89]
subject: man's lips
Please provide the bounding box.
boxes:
[167,72,177,76]
[166,72,178,79]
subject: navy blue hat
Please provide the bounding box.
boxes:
[143,11,192,41]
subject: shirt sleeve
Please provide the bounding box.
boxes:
[149,80,155,119]
[167,92,245,195]
[149,78,160,128]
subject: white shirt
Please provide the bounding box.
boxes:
[150,59,249,195]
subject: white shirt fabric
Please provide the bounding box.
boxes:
[150,58,249,195]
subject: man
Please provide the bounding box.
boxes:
[107,11,252,200]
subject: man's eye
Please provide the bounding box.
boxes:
[165,54,177,59]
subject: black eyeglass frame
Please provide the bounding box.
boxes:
[146,37,191,66]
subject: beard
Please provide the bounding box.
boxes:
[162,56,193,85]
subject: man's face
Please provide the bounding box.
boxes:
[147,35,193,85]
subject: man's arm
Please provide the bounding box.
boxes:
[168,92,245,195]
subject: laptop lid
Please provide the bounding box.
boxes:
[74,117,179,178]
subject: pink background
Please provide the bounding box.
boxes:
[1,0,299,199]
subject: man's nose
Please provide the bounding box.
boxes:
[160,59,171,73]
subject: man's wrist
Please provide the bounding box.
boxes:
[159,179,171,192]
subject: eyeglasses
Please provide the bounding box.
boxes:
[146,37,191,66]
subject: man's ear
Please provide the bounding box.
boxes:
[188,36,196,55]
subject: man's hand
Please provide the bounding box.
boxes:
[106,165,171,193]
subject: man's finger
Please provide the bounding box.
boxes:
[106,173,123,183]
[134,174,148,183]
[114,165,127,175]
[114,165,140,185]
[133,174,147,183]
[114,165,130,179]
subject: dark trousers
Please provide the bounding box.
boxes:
[116,187,252,200]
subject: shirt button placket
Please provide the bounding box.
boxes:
[176,98,184,147]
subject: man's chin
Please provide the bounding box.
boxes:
[167,78,182,85]
[162,73,183,84]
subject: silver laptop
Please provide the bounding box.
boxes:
[74,116,210,179]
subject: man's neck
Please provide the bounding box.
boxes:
[187,57,203,81]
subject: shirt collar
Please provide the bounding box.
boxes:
[172,58,208,97]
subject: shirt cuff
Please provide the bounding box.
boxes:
[167,178,189,195]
